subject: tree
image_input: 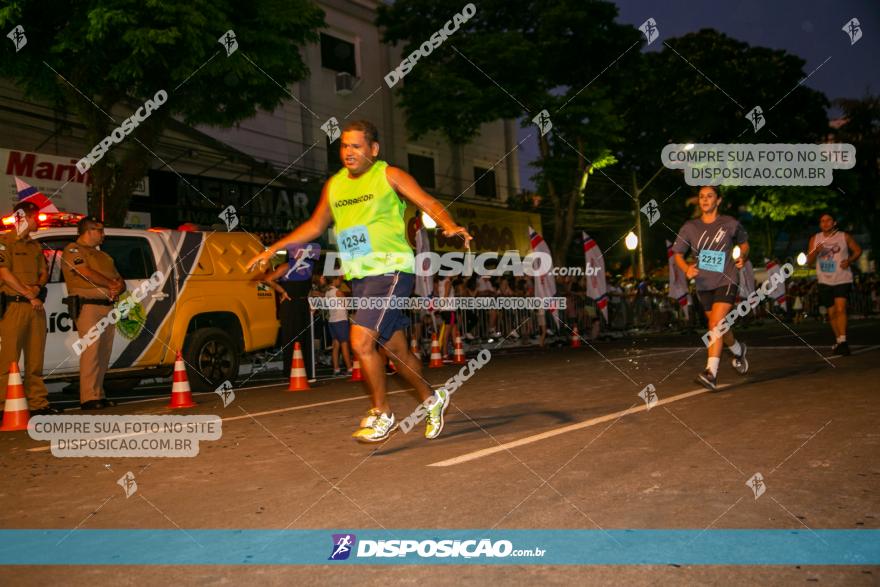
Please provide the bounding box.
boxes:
[378,0,643,263]
[834,94,880,257]
[615,29,830,271]
[0,0,324,224]
[727,186,834,259]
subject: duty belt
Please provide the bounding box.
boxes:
[6,294,33,303]
[81,298,115,306]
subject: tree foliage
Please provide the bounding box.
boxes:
[378,0,643,262]
[0,0,324,224]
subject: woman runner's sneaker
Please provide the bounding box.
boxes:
[425,388,450,439]
[696,369,718,391]
[353,410,397,442]
[731,342,749,375]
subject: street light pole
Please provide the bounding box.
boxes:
[630,166,667,280]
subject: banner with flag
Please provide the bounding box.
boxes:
[666,239,690,313]
[765,260,787,310]
[15,177,59,213]
[583,232,608,321]
[529,226,559,324]
[738,259,756,301]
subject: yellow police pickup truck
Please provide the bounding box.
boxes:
[33,227,278,392]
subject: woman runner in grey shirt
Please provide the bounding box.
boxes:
[672,186,750,391]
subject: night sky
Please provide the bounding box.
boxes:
[518,0,879,190]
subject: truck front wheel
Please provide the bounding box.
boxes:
[183,328,240,392]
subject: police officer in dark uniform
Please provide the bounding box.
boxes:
[0,201,61,416]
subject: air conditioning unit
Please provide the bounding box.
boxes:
[335,72,357,95]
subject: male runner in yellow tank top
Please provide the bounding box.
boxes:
[249,120,471,442]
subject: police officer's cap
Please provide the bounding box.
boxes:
[12,201,39,215]
[77,215,104,233]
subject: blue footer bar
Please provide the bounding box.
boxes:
[0,530,877,565]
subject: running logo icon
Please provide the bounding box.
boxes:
[215,380,235,408]
[533,110,552,136]
[329,534,357,560]
[219,205,239,231]
[322,117,341,142]
[842,18,862,45]
[638,384,658,410]
[7,25,26,52]
[219,30,238,56]
[13,208,28,236]
[639,18,659,45]
[746,472,766,500]
[117,472,138,498]
[640,199,660,226]
[746,106,765,132]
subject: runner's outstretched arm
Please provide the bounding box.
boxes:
[385,166,472,246]
[247,182,333,270]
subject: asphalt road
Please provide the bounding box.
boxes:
[1,318,878,585]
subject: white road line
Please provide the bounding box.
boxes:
[428,343,880,468]
[427,385,723,467]
[25,386,433,453]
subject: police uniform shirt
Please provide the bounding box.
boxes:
[0,232,47,296]
[61,241,120,298]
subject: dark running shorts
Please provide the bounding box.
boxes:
[818,283,851,308]
[698,284,737,310]
[350,271,414,344]
[328,320,350,343]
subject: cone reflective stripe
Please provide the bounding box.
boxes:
[429,334,443,368]
[1,362,29,431]
[350,359,364,382]
[453,335,466,365]
[410,336,420,359]
[570,326,582,348]
[168,351,196,408]
[387,359,397,373]
[288,342,310,391]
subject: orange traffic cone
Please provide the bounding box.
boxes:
[570,326,581,348]
[350,359,364,382]
[287,342,310,391]
[453,335,466,365]
[168,351,196,408]
[429,334,443,368]
[410,336,420,360]
[1,362,30,431]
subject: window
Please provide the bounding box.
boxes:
[408,154,436,189]
[101,237,156,280]
[473,166,497,198]
[320,33,356,76]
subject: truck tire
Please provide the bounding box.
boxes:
[183,327,240,392]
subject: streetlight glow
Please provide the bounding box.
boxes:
[797,252,807,266]
[625,231,638,251]
[732,245,741,260]
[683,143,695,151]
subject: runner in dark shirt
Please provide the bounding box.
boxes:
[672,186,750,390]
